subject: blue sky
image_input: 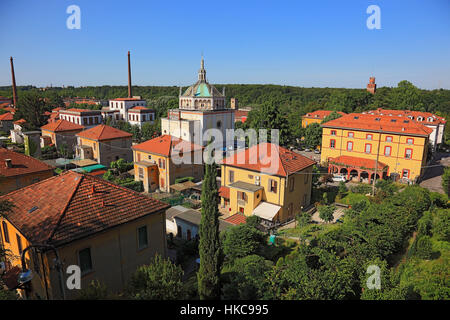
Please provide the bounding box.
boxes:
[0,0,449,89]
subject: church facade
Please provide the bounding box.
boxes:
[161,58,234,147]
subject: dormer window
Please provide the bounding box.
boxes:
[427,117,433,122]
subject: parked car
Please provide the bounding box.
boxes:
[332,175,347,182]
[314,149,321,154]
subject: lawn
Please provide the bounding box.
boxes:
[336,191,370,206]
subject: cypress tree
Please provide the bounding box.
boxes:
[197,161,222,300]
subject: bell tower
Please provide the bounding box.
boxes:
[198,56,206,82]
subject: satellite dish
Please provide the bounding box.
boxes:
[18,269,33,284]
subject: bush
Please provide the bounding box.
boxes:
[120,180,144,192]
[442,167,450,196]
[174,176,195,184]
[432,209,450,241]
[350,184,372,194]
[417,211,433,236]
[415,236,433,260]
[318,205,335,223]
[77,280,108,300]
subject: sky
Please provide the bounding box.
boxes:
[0,0,449,89]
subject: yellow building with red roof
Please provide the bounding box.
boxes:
[41,119,85,149]
[76,124,132,166]
[320,113,433,182]
[302,110,346,128]
[132,135,204,193]
[0,171,169,299]
[220,142,315,224]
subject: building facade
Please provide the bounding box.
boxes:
[320,113,432,182]
[219,143,315,225]
[161,58,234,147]
[40,119,85,150]
[132,135,204,193]
[0,171,169,299]
[76,125,133,166]
[59,109,103,129]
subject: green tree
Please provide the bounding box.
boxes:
[321,111,343,124]
[297,211,311,227]
[14,91,50,129]
[303,123,322,149]
[197,161,222,300]
[128,254,184,300]
[442,167,450,196]
[318,205,335,223]
[222,224,266,261]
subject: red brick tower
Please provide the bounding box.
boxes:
[367,77,376,94]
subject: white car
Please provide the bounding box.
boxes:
[332,175,347,182]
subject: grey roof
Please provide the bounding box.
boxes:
[166,206,232,231]
[229,181,263,192]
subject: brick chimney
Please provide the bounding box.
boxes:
[5,159,12,168]
[128,51,132,98]
[10,57,18,107]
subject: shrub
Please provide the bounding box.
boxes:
[120,180,143,192]
[417,211,433,236]
[174,176,195,184]
[350,184,372,194]
[415,235,433,260]
[77,280,108,300]
[318,205,335,223]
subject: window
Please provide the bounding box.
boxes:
[331,130,336,136]
[289,177,295,192]
[406,138,414,145]
[405,148,412,159]
[330,139,336,148]
[348,132,354,138]
[237,191,247,202]
[78,248,93,274]
[402,169,410,179]
[366,134,373,140]
[137,226,148,250]
[269,179,278,193]
[347,141,353,151]
[229,170,234,183]
[2,222,9,243]
[138,167,144,179]
[158,158,166,169]
[365,144,372,154]
[384,146,391,156]
[248,174,254,179]
[386,136,393,142]
[16,234,22,254]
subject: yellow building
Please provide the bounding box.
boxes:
[76,124,133,167]
[40,119,85,149]
[302,110,346,128]
[0,147,54,194]
[132,135,204,193]
[0,171,169,299]
[320,113,432,182]
[219,142,316,225]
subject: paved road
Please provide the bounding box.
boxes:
[420,152,450,194]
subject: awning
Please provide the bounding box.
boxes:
[252,202,281,221]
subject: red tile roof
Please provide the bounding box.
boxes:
[0,112,13,121]
[365,108,446,125]
[13,119,26,125]
[41,119,85,132]
[111,97,145,101]
[221,143,316,177]
[224,213,247,225]
[0,171,170,246]
[303,110,346,119]
[76,124,132,141]
[0,148,54,178]
[219,186,230,199]
[132,135,203,157]
[329,155,388,171]
[322,113,433,136]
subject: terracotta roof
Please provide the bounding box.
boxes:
[0,112,13,121]
[218,186,230,199]
[365,108,446,125]
[13,119,26,125]
[52,107,65,112]
[128,106,154,112]
[322,113,433,136]
[221,143,316,177]
[224,213,247,225]
[132,135,203,157]
[41,119,85,132]
[0,148,54,178]
[303,110,346,119]
[0,171,170,247]
[111,97,145,101]
[76,125,132,141]
[329,155,388,171]
[60,108,93,113]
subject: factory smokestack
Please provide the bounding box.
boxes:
[128,51,132,98]
[10,57,18,107]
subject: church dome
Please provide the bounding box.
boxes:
[182,57,224,98]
